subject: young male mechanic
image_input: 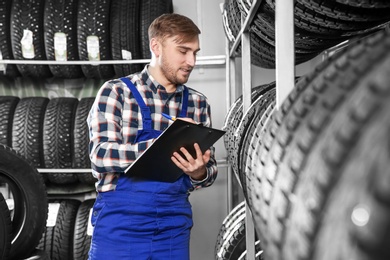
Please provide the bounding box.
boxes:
[87,13,218,259]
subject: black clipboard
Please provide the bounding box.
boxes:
[125,119,226,182]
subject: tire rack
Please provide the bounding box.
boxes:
[224,0,296,258]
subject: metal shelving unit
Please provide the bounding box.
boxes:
[225,0,296,258]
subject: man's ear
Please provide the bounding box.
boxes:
[150,38,160,57]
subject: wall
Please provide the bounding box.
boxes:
[172,1,228,259]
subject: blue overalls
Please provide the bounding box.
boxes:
[88,78,194,260]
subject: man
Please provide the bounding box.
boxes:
[87,13,218,259]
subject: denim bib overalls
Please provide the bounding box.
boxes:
[88,78,194,260]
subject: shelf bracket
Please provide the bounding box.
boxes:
[275,0,296,109]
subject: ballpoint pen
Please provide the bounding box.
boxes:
[162,113,176,121]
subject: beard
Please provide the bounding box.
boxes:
[160,53,193,86]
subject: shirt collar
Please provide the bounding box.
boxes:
[141,65,185,94]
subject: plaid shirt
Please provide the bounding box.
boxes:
[87,66,218,192]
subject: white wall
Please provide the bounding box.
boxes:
[172,1,228,259]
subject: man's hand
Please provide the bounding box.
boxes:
[171,143,211,181]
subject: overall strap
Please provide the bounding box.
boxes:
[179,86,189,118]
[120,77,152,130]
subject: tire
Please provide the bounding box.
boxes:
[77,0,114,79]
[22,249,50,260]
[215,201,246,259]
[296,0,390,22]
[10,0,52,78]
[335,0,390,8]
[0,96,19,147]
[43,97,78,184]
[73,97,96,184]
[43,0,83,78]
[244,100,275,210]
[73,199,95,260]
[215,203,255,260]
[110,0,143,77]
[0,144,48,260]
[250,27,390,260]
[237,87,276,199]
[12,97,49,168]
[237,240,263,260]
[0,193,11,260]
[38,199,80,260]
[0,1,20,77]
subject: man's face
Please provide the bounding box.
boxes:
[159,36,200,85]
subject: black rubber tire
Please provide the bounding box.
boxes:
[295,0,390,22]
[237,240,264,260]
[110,0,143,77]
[0,144,48,260]
[140,0,173,59]
[0,96,19,147]
[43,0,83,78]
[224,83,278,178]
[22,249,50,260]
[73,97,96,184]
[12,97,49,168]
[43,97,78,184]
[77,0,114,79]
[0,193,11,260]
[335,0,390,9]
[0,1,20,77]
[244,100,275,210]
[215,201,246,259]
[73,199,95,260]
[251,2,344,52]
[38,199,80,260]
[10,0,52,78]
[215,203,251,260]
[250,27,390,260]
[237,87,276,199]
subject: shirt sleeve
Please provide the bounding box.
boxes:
[87,80,152,174]
[188,99,218,191]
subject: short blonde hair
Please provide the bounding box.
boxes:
[148,13,200,44]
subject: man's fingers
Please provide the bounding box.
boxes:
[202,149,211,162]
[194,143,203,160]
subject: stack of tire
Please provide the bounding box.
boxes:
[222,0,390,68]
[221,3,390,260]
[0,0,173,259]
[0,0,172,79]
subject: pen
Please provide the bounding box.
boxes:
[162,113,176,121]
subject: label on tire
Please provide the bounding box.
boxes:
[47,203,60,227]
[121,50,132,60]
[87,208,94,236]
[54,32,67,61]
[87,35,100,61]
[21,29,35,59]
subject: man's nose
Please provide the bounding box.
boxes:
[186,53,196,67]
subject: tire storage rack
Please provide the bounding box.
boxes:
[0,0,221,259]
[216,0,390,259]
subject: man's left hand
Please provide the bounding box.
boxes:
[171,143,210,181]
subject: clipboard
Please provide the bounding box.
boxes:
[125,119,226,182]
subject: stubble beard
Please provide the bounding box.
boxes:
[160,54,192,86]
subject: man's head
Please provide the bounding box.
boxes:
[148,13,201,89]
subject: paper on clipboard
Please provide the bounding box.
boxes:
[125,119,226,182]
